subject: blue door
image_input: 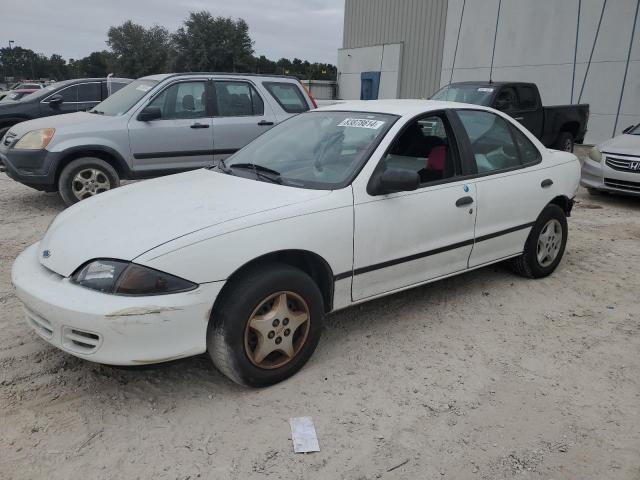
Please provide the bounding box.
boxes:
[360,71,381,100]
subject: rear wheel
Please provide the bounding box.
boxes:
[208,263,324,387]
[509,204,568,278]
[554,132,574,152]
[58,157,119,206]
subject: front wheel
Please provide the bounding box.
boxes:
[208,263,324,387]
[58,157,120,206]
[509,204,568,278]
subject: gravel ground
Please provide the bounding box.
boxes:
[1,159,639,479]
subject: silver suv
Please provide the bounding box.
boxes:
[0,73,316,205]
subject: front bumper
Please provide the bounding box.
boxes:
[580,155,640,197]
[11,243,224,365]
[0,144,62,191]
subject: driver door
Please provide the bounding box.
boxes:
[351,112,477,301]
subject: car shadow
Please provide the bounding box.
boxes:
[578,191,640,210]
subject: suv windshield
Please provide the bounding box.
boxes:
[90,79,158,116]
[223,111,397,189]
[431,84,495,105]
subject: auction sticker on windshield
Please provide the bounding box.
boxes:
[338,118,385,129]
[477,87,494,92]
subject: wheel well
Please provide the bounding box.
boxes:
[560,121,579,138]
[216,250,335,314]
[55,150,125,185]
[549,195,573,217]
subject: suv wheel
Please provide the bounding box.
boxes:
[58,157,120,206]
[208,262,324,387]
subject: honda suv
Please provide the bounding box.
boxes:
[0,73,316,205]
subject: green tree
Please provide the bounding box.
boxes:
[172,12,254,72]
[107,20,171,77]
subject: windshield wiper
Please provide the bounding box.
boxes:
[211,157,233,174]
[89,109,104,115]
[229,163,283,184]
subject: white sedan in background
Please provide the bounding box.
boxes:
[582,123,640,196]
[12,100,580,387]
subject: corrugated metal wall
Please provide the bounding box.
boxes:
[343,0,449,98]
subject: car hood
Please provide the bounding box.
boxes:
[7,112,108,137]
[39,169,331,277]
[599,134,640,156]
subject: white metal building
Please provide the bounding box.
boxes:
[338,0,640,143]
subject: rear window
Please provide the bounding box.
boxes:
[263,82,309,114]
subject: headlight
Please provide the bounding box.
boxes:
[71,259,197,296]
[588,146,602,162]
[14,128,55,150]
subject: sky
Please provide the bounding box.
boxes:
[3,0,345,64]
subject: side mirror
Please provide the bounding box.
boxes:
[494,99,509,111]
[369,168,420,195]
[622,124,636,134]
[137,106,162,122]
[48,94,63,107]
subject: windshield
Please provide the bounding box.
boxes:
[90,79,158,116]
[223,111,398,189]
[431,84,496,105]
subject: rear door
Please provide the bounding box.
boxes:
[76,82,102,111]
[210,79,277,163]
[513,84,543,138]
[128,78,214,174]
[454,109,547,267]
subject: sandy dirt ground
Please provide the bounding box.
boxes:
[1,161,639,479]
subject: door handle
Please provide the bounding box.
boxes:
[190,123,209,129]
[514,117,524,121]
[455,196,474,207]
[257,120,274,126]
[541,179,553,188]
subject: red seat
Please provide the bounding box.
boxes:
[427,145,446,171]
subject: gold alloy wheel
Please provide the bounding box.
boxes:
[244,291,310,369]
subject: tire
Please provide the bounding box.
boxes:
[554,131,574,152]
[509,204,568,279]
[58,157,120,206]
[208,262,324,387]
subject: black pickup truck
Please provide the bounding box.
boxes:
[0,77,131,139]
[431,81,589,152]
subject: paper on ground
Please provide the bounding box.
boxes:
[290,417,320,453]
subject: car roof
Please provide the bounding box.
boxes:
[446,81,535,87]
[316,99,488,117]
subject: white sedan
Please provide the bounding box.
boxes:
[12,100,580,387]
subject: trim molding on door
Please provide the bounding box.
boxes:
[334,221,534,281]
[133,148,238,160]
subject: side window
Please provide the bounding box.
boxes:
[57,85,79,103]
[383,114,457,186]
[511,125,541,164]
[263,82,309,114]
[102,82,128,99]
[147,81,207,120]
[457,110,521,173]
[494,87,518,111]
[78,83,101,102]
[214,81,263,117]
[517,86,537,110]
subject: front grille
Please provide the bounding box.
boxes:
[605,155,640,173]
[604,178,640,192]
[25,308,53,339]
[61,327,101,353]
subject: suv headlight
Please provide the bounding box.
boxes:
[14,128,55,150]
[71,259,197,296]
[588,146,602,162]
